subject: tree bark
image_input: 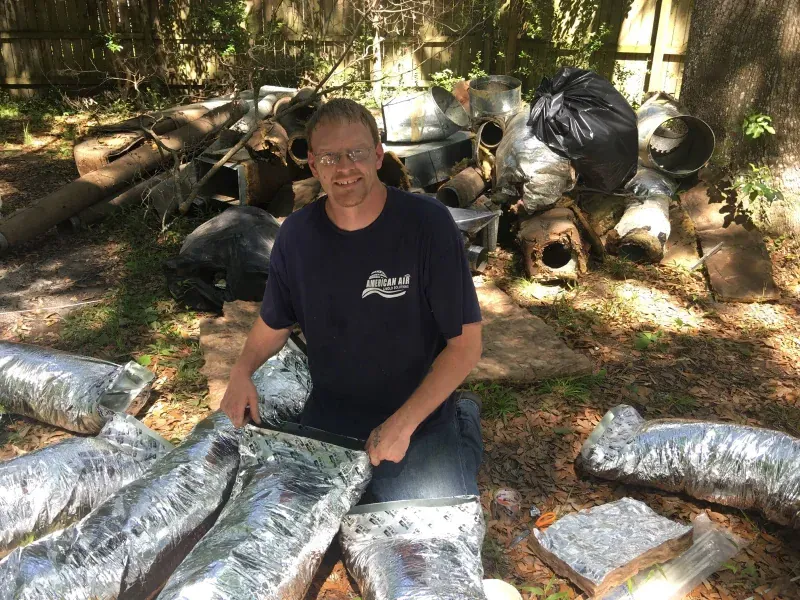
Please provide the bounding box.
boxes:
[679,0,800,234]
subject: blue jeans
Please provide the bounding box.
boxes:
[362,392,483,503]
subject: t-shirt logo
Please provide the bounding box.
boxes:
[362,270,411,299]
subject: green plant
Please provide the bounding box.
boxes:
[520,575,570,599]
[536,371,606,402]
[468,52,487,80]
[104,33,123,53]
[603,255,636,280]
[430,68,463,91]
[742,112,775,140]
[469,382,520,419]
[725,163,784,224]
[22,121,33,146]
[634,330,665,351]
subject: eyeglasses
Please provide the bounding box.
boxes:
[316,147,374,167]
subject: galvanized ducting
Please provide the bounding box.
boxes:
[637,92,715,177]
[468,75,522,120]
[382,87,470,143]
[518,207,587,281]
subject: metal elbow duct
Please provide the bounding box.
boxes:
[637,92,715,178]
[468,75,523,121]
[382,86,470,143]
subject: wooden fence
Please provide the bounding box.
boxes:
[0,0,692,101]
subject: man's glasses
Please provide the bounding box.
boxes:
[316,147,374,167]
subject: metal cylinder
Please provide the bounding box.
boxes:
[468,75,522,120]
[288,133,309,166]
[518,207,586,281]
[467,245,489,273]
[382,86,470,143]
[475,118,505,151]
[436,167,487,208]
[637,92,715,177]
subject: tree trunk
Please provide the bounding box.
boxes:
[681,0,800,233]
[679,0,800,234]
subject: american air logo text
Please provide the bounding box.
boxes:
[361,270,411,299]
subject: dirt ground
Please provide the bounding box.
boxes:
[1,122,799,599]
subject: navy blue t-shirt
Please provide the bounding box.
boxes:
[260,186,481,439]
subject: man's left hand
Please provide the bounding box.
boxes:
[366,415,414,466]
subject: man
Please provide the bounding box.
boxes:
[221,98,483,502]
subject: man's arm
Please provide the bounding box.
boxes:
[220,316,293,427]
[366,322,482,466]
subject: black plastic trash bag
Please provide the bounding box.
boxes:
[163,206,280,312]
[528,67,638,192]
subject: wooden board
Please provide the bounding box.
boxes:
[681,183,779,302]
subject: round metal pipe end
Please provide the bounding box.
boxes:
[467,245,488,273]
[288,134,309,166]
[476,119,504,150]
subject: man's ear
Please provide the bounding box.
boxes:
[307,151,319,179]
[374,142,384,170]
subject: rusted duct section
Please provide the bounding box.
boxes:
[518,207,587,281]
[269,177,323,216]
[73,105,211,176]
[637,92,715,177]
[287,132,310,166]
[0,101,246,253]
[66,172,171,229]
[606,166,676,263]
[468,75,522,120]
[382,86,470,143]
[436,166,486,208]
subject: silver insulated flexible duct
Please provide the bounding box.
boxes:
[157,424,371,599]
[252,338,311,425]
[0,411,240,599]
[578,405,800,528]
[340,495,487,600]
[0,341,154,433]
[0,413,172,558]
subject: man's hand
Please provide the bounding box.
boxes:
[366,414,414,467]
[220,366,262,428]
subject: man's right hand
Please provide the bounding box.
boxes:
[220,366,262,428]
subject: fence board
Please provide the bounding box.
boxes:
[1,0,692,96]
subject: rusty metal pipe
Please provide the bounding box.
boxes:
[0,101,247,253]
[436,166,486,208]
[476,118,504,151]
[288,133,309,166]
[518,207,587,281]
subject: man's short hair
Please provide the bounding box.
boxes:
[305,98,381,151]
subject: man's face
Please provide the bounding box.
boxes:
[308,119,384,209]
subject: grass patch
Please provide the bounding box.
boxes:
[470,382,520,419]
[536,370,606,402]
[603,255,637,280]
[541,296,598,335]
[634,330,668,351]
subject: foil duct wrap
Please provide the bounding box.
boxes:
[579,405,800,528]
[0,412,172,558]
[495,108,575,213]
[157,424,371,600]
[252,338,311,425]
[0,341,154,433]
[624,165,678,198]
[0,411,240,600]
[530,498,692,596]
[340,496,486,600]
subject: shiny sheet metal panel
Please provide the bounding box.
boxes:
[0,341,153,433]
[495,109,575,212]
[0,411,240,599]
[0,413,171,558]
[157,425,371,600]
[252,338,311,426]
[579,405,800,528]
[340,496,486,600]
[531,497,692,591]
